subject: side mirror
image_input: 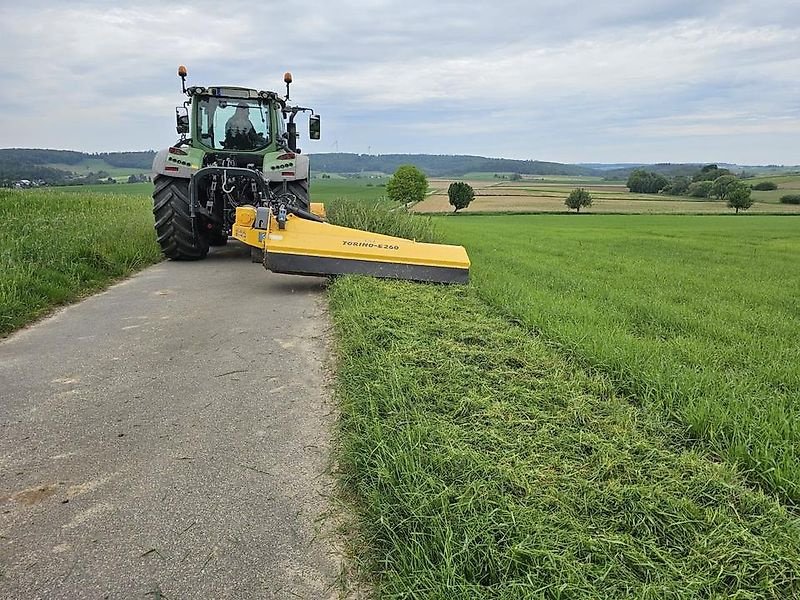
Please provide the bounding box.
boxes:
[176,107,189,135]
[309,115,321,140]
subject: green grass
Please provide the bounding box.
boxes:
[53,182,154,195]
[329,276,800,598]
[311,178,389,203]
[438,215,800,501]
[0,187,161,336]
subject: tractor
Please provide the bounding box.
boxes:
[152,66,320,260]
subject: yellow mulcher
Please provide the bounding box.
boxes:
[152,66,469,284]
[231,201,469,284]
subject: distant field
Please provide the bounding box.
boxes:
[0,188,160,336]
[54,182,154,195]
[45,158,150,178]
[440,215,800,500]
[415,178,800,214]
[308,177,388,203]
[747,174,800,203]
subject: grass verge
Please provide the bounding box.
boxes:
[325,197,439,242]
[0,188,161,336]
[328,276,800,598]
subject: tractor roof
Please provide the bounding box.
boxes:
[187,86,283,104]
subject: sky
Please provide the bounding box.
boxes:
[1,0,798,164]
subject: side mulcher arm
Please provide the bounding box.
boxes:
[231,206,469,284]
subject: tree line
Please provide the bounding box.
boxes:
[627,164,755,213]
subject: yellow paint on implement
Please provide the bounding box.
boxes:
[310,203,326,219]
[231,205,470,283]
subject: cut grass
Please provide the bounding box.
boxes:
[329,276,800,598]
[0,188,161,336]
[438,215,800,501]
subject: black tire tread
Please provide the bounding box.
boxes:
[152,175,209,260]
[288,179,310,209]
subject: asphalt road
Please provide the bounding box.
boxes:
[0,243,339,599]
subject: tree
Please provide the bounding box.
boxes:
[663,176,691,196]
[386,165,428,205]
[710,175,738,200]
[726,182,753,214]
[565,188,592,213]
[688,181,713,198]
[626,169,669,194]
[509,172,522,181]
[448,181,475,212]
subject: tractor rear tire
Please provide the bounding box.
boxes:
[153,175,209,260]
[287,180,310,210]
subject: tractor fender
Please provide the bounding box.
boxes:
[261,153,310,182]
[152,148,193,179]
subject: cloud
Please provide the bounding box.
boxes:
[0,0,798,163]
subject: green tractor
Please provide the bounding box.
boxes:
[152,65,321,259]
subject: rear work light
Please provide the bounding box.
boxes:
[169,147,187,155]
[276,152,295,160]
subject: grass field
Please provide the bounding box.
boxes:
[0,188,161,336]
[326,204,800,597]
[309,178,389,203]
[437,215,800,500]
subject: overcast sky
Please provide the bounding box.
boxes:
[1,1,798,164]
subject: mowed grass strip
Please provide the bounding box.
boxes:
[329,276,800,598]
[0,188,161,336]
[439,215,800,501]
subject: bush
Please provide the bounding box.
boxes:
[687,181,713,198]
[565,188,592,213]
[663,176,691,196]
[752,181,778,191]
[447,182,475,212]
[386,165,428,206]
[779,194,800,205]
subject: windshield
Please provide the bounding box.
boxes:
[197,97,270,151]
